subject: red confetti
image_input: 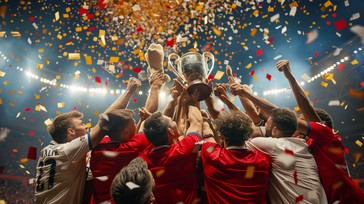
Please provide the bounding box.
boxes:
[116,72,123,79]
[27,146,37,160]
[166,39,175,47]
[24,107,32,112]
[314,97,317,102]
[344,148,349,154]
[267,37,274,44]
[73,106,78,110]
[88,26,96,31]
[285,149,294,155]
[249,70,255,76]
[256,48,263,56]
[295,195,304,203]
[315,51,319,57]
[29,16,35,21]
[233,73,237,77]
[105,81,108,86]
[87,13,95,19]
[98,0,107,9]
[293,170,298,185]
[334,19,347,31]
[332,13,337,18]
[79,8,88,16]
[266,74,272,81]
[360,82,364,88]
[207,74,214,80]
[133,67,143,73]
[29,131,35,136]
[133,98,138,103]
[221,107,225,111]
[326,21,331,25]
[95,76,102,83]
[136,27,144,32]
[337,64,345,70]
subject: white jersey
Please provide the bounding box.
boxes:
[35,133,92,204]
[246,137,327,204]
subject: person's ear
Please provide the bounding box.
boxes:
[272,126,278,136]
[67,128,75,136]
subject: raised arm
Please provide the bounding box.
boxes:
[230,83,278,117]
[203,79,220,120]
[145,72,165,113]
[163,80,183,118]
[214,83,240,112]
[276,60,321,122]
[226,65,262,124]
[185,90,203,135]
[104,77,141,114]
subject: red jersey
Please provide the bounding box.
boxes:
[90,133,151,204]
[140,132,202,204]
[201,142,270,204]
[307,122,364,203]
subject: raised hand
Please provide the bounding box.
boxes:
[276,60,292,78]
[213,83,228,98]
[148,72,165,88]
[138,107,152,121]
[230,83,251,96]
[126,77,141,94]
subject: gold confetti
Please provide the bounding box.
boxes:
[156,169,165,178]
[245,166,255,179]
[68,53,81,60]
[20,158,29,163]
[214,70,224,80]
[245,63,252,69]
[0,71,5,77]
[320,81,328,87]
[110,56,119,63]
[351,59,359,65]
[37,64,43,70]
[355,140,363,147]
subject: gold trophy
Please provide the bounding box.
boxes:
[168,52,215,101]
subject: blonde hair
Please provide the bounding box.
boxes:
[47,111,83,143]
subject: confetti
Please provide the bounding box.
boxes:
[328,100,340,106]
[355,140,363,147]
[214,70,224,80]
[27,146,37,160]
[101,151,120,158]
[126,181,140,190]
[244,166,255,179]
[306,29,318,44]
[334,19,347,31]
[95,176,109,181]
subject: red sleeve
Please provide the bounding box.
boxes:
[307,122,335,145]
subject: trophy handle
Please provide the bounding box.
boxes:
[202,52,215,77]
[168,53,187,83]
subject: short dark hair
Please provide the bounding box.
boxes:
[143,112,169,146]
[47,111,83,143]
[99,109,134,141]
[111,157,152,204]
[215,111,253,146]
[270,108,297,137]
[314,108,334,129]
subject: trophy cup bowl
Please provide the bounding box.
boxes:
[168,52,215,101]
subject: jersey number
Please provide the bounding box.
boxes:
[36,159,56,191]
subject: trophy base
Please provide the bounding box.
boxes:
[187,80,212,101]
